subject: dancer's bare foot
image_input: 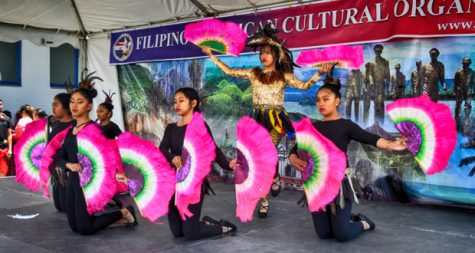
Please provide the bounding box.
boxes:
[120,208,135,224]
[115,218,128,225]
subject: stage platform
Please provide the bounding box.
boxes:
[0,177,474,253]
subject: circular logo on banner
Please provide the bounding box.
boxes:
[113,33,134,62]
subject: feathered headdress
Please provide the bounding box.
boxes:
[246,24,298,72]
[79,69,103,90]
[102,90,116,104]
[64,76,74,94]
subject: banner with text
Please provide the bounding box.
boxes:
[110,0,475,64]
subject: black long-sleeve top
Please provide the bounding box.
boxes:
[290,118,381,206]
[56,128,79,169]
[55,121,95,169]
[159,122,231,171]
[47,119,75,143]
[290,118,380,165]
[100,121,122,140]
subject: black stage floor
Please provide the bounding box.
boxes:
[0,177,474,253]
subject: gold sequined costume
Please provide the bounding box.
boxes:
[209,54,321,145]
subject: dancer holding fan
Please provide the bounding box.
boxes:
[47,82,137,235]
[14,118,47,192]
[96,90,133,211]
[386,94,457,175]
[159,87,237,240]
[48,93,75,212]
[289,67,407,242]
[200,24,331,218]
[234,117,278,222]
[117,132,175,223]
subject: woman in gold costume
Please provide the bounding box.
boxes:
[202,25,330,218]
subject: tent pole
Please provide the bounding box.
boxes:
[188,0,212,17]
[70,0,89,72]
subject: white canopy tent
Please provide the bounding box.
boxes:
[0,0,313,128]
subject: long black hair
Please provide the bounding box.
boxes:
[175,87,201,112]
[54,93,72,116]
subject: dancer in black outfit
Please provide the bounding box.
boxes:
[48,93,75,212]
[54,85,136,235]
[97,91,122,140]
[96,91,132,211]
[159,87,237,240]
[289,67,407,242]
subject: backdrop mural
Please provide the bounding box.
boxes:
[117,35,475,208]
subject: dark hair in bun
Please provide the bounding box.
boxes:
[73,70,103,103]
[317,63,341,98]
[72,87,98,103]
[99,90,115,118]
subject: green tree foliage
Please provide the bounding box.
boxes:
[203,78,253,118]
[118,64,161,113]
[221,83,243,102]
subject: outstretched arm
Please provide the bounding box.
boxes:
[201,46,252,80]
[376,138,407,151]
[286,63,332,90]
[348,120,407,151]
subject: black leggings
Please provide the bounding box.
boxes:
[168,194,222,240]
[52,182,67,212]
[51,168,67,212]
[311,199,364,242]
[65,172,122,235]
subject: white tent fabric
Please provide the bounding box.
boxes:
[0,0,295,33]
[0,23,79,48]
[0,0,305,129]
[0,0,79,32]
[0,0,200,33]
[86,34,124,131]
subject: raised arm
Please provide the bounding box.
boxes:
[286,63,331,90]
[202,46,253,80]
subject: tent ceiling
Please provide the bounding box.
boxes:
[0,0,308,35]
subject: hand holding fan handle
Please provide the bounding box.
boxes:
[172,156,183,169]
[201,46,213,57]
[311,63,334,83]
[115,173,129,184]
[66,162,82,172]
[318,62,335,74]
[376,138,408,151]
[289,154,308,172]
[229,159,237,170]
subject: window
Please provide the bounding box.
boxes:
[50,44,78,88]
[0,41,21,86]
